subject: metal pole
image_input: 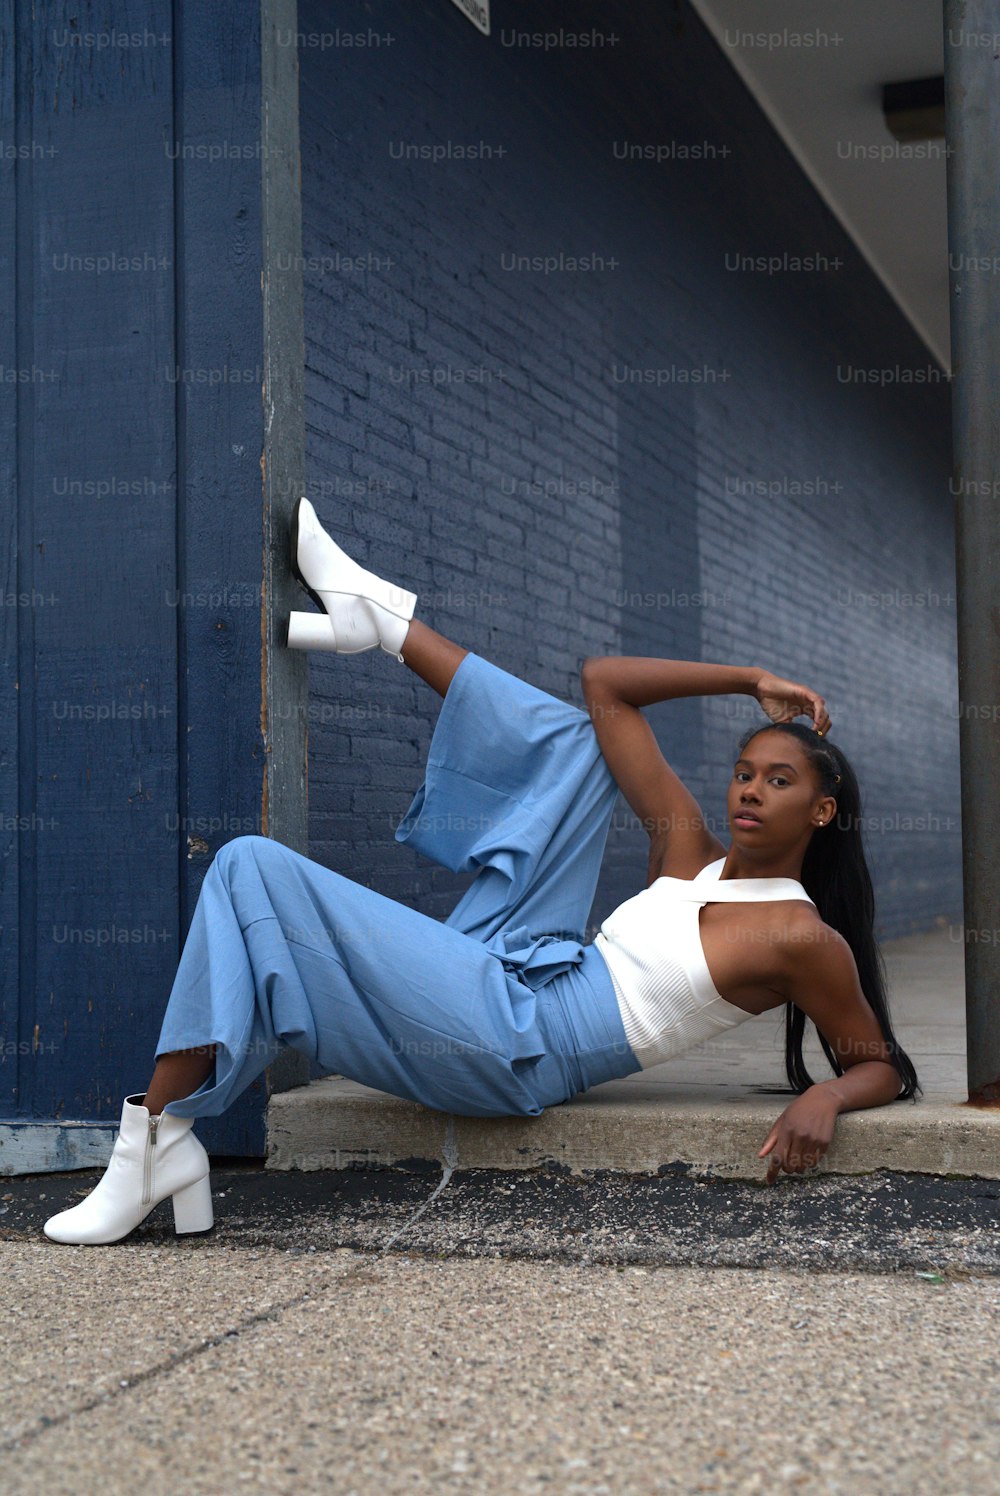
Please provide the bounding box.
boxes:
[943,0,1000,1104]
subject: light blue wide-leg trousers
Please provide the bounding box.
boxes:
[155,652,642,1120]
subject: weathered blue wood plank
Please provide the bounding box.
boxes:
[1,0,277,1162]
[0,0,19,1116]
[17,0,180,1125]
[0,1119,118,1175]
[172,0,267,1154]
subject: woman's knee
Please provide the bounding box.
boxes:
[212,834,290,881]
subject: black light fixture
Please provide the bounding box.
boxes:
[882,76,945,142]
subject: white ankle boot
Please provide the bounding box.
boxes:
[287,496,417,660]
[43,1093,214,1245]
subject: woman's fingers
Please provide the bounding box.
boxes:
[756,673,832,735]
[792,686,828,734]
[760,1119,827,1184]
[758,1123,783,1185]
[807,691,831,735]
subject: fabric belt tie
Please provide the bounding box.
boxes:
[490,925,585,991]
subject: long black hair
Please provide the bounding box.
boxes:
[736,719,921,1102]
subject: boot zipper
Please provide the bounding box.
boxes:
[142,1115,159,1205]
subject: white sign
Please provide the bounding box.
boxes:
[447,0,490,35]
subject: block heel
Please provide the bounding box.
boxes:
[287,609,337,651]
[172,1173,215,1235]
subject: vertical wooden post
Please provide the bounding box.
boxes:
[261,0,310,1095]
[943,3,1000,1103]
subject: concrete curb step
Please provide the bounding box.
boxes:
[265,1076,1000,1182]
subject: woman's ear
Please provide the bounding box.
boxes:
[813,795,837,826]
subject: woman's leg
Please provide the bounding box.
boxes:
[151,835,552,1121]
[142,619,467,1111]
[392,648,621,948]
[142,1045,217,1114]
[399,617,469,699]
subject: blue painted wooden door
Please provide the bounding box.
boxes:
[0,0,271,1163]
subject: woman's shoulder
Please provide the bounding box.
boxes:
[783,904,840,941]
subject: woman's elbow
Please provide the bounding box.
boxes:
[580,656,609,695]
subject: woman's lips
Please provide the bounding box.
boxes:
[734,812,762,826]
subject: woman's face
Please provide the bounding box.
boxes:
[728,730,831,846]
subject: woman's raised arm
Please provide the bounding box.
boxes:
[581,655,762,710]
[580,655,762,881]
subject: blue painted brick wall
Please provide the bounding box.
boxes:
[296,0,958,943]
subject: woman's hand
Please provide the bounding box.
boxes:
[758,1088,840,1184]
[752,670,831,736]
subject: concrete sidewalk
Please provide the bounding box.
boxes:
[267,925,1000,1182]
[4,1236,999,1494]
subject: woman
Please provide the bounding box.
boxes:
[43,500,920,1245]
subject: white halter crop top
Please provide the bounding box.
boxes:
[592,857,817,1070]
